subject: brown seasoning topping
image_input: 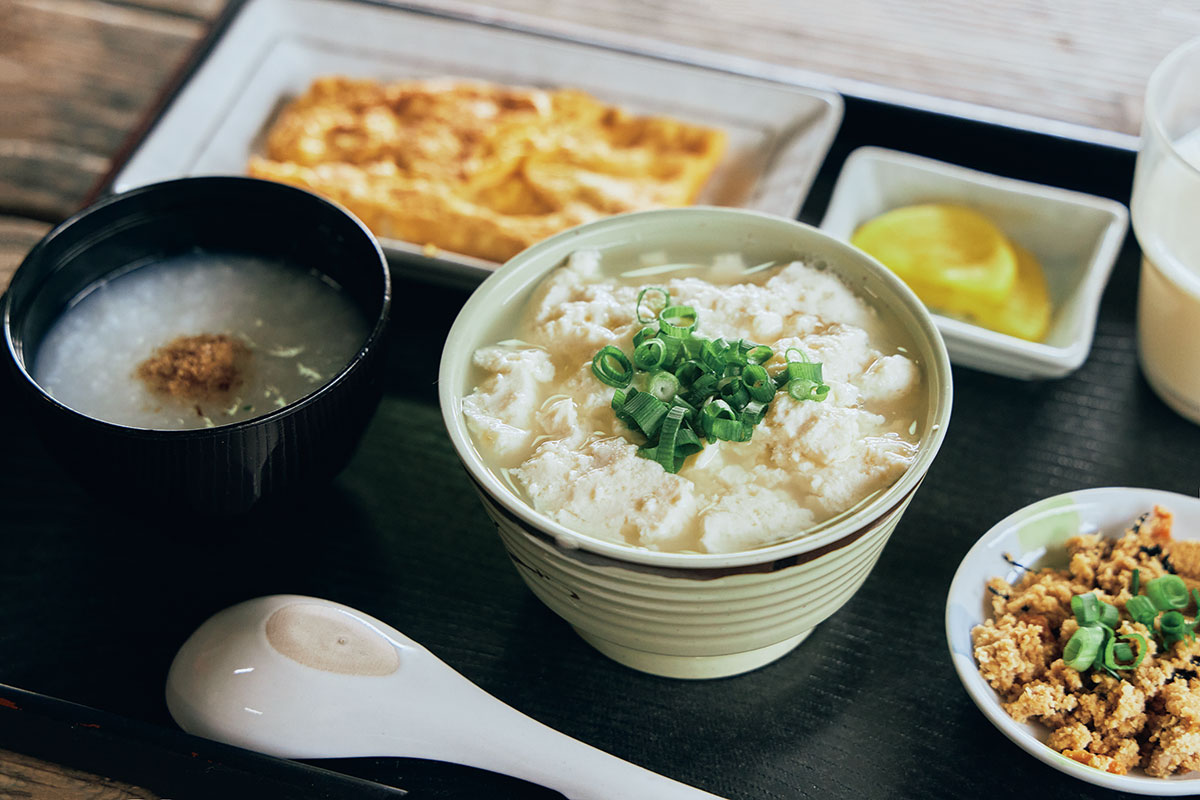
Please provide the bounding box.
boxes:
[136,334,251,406]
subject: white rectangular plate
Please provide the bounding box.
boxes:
[112,0,843,285]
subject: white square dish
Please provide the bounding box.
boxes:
[820,146,1129,380]
[111,0,843,285]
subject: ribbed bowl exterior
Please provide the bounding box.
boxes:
[476,484,913,662]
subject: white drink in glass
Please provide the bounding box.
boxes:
[1132,40,1200,425]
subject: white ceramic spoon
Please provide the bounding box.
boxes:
[166,595,726,800]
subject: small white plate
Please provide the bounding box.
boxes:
[946,486,1200,795]
[820,147,1129,379]
[112,0,842,286]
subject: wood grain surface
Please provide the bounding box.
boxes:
[3,0,1200,793]
[0,748,160,800]
[4,0,1200,290]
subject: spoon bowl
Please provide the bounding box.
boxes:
[166,595,725,800]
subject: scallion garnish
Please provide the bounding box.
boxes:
[1126,595,1158,627]
[1063,627,1104,671]
[646,371,680,402]
[591,290,829,473]
[620,390,669,437]
[654,405,686,472]
[1160,610,1192,646]
[1104,633,1146,670]
[659,305,697,338]
[636,287,670,324]
[1065,572,1200,679]
[592,346,633,388]
[1071,593,1102,626]
[1147,575,1189,611]
[634,338,667,371]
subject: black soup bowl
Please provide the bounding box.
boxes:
[2,177,391,515]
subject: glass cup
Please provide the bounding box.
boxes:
[1133,37,1200,425]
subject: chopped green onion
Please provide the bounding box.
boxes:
[658,305,697,338]
[636,287,670,324]
[675,361,707,387]
[673,424,704,456]
[658,336,686,371]
[591,346,633,388]
[1091,626,1115,671]
[1072,593,1102,626]
[1147,575,1189,611]
[718,377,751,410]
[633,338,667,371]
[633,326,659,348]
[787,378,830,402]
[1160,610,1191,646]
[687,373,719,401]
[592,291,828,475]
[1132,568,1140,596]
[1099,601,1120,629]
[654,405,686,472]
[745,344,773,365]
[1104,633,1147,670]
[647,371,680,402]
[670,396,698,424]
[700,399,737,439]
[1063,626,1105,671]
[711,417,752,442]
[1126,595,1158,627]
[740,400,770,426]
[742,365,775,403]
[700,339,726,372]
[622,390,668,437]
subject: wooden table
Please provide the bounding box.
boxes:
[5,0,1200,293]
[3,1,1200,796]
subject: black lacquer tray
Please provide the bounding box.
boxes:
[3,3,1198,798]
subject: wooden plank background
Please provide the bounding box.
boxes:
[4,0,1200,292]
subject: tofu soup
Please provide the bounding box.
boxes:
[463,250,925,554]
[33,252,368,430]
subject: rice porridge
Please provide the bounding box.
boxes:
[33,252,367,430]
[462,250,924,554]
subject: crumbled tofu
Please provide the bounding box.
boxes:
[514,437,698,550]
[464,252,921,552]
[972,507,1200,778]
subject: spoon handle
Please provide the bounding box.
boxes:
[426,669,726,800]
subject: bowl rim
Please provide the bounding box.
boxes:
[945,486,1200,794]
[1,176,392,439]
[438,206,953,569]
[820,145,1130,378]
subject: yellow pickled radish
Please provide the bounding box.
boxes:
[851,204,1018,305]
[966,244,1052,342]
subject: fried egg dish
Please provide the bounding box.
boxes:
[247,77,727,263]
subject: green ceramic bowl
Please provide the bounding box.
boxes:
[439,207,953,678]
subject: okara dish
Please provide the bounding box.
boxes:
[975,506,1200,777]
[440,208,952,678]
[249,76,727,263]
[463,250,923,554]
